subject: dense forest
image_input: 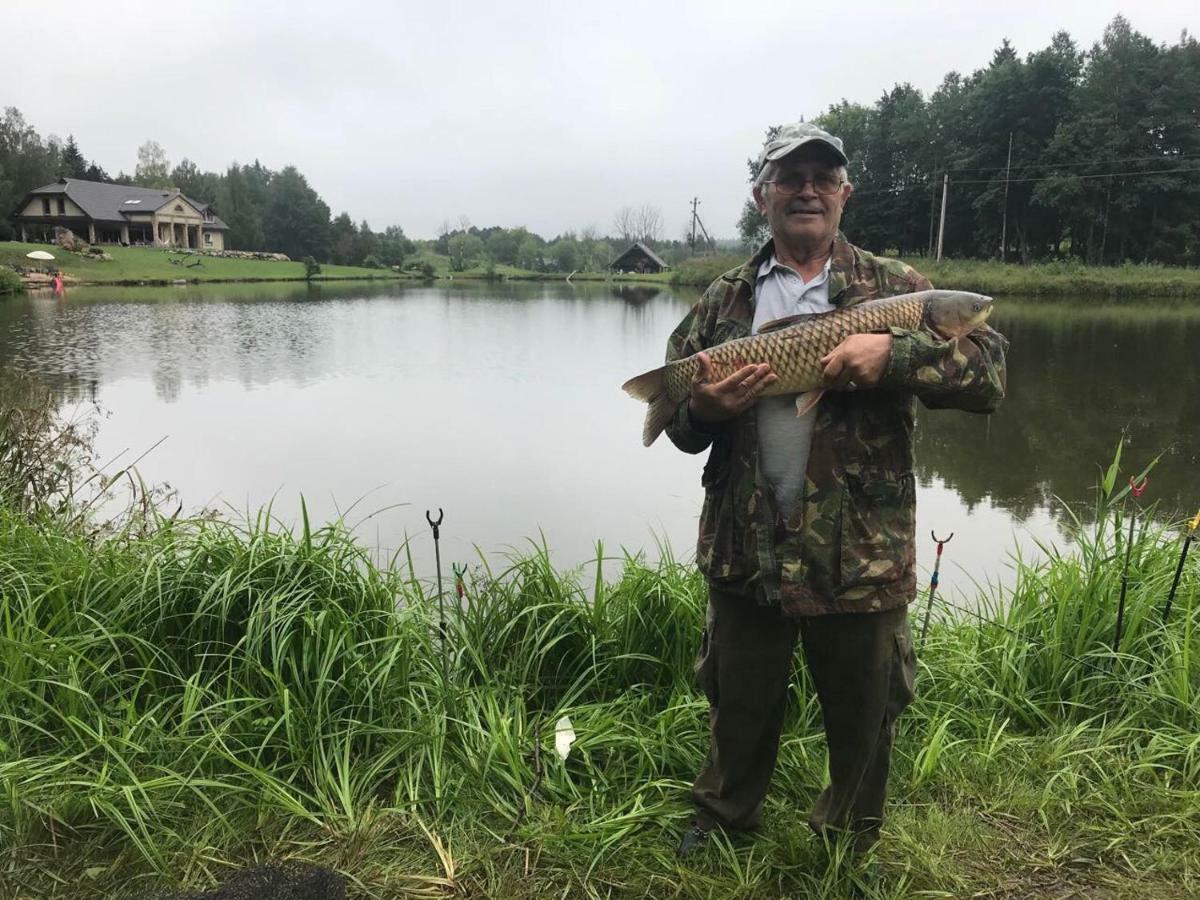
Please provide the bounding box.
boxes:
[739,16,1200,266]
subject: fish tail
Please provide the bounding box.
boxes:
[622,365,676,447]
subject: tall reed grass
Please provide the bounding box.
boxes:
[1,382,1197,897]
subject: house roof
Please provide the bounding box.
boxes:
[24,178,228,229]
[192,201,229,230]
[611,240,669,269]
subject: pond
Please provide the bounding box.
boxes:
[1,280,1196,605]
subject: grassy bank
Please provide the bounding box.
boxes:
[667,253,1200,298]
[906,257,1200,298]
[0,242,403,286]
[1,382,1197,898]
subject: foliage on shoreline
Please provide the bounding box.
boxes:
[0,374,1197,897]
[0,265,23,295]
[665,252,1200,299]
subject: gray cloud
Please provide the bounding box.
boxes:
[7,0,1193,238]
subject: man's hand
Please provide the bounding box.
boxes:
[688,352,778,425]
[820,333,892,391]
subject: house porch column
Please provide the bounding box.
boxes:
[20,225,27,242]
[120,224,130,245]
[88,223,96,244]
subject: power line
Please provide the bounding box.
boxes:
[945,154,1196,174]
[851,165,1200,195]
[952,165,1200,185]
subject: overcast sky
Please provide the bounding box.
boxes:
[6,1,1193,240]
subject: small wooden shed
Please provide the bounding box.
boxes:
[608,241,669,274]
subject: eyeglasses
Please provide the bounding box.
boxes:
[762,172,845,196]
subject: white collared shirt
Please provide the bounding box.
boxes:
[752,255,836,520]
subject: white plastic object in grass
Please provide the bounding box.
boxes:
[554,716,576,761]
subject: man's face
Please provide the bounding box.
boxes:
[753,150,852,250]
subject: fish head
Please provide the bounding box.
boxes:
[925,290,993,338]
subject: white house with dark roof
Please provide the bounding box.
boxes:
[15,178,229,250]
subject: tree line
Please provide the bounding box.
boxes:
[0,108,711,272]
[0,115,413,267]
[739,16,1200,266]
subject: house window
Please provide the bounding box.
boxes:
[204,233,212,246]
[175,204,184,212]
[56,198,65,215]
[42,198,51,214]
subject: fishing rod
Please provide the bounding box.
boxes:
[1163,508,1200,624]
[934,595,1134,682]
[1113,476,1149,654]
[919,522,1145,682]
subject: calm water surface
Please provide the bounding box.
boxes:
[1,281,1197,604]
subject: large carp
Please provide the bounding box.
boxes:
[622,289,993,447]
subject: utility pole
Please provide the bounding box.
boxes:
[689,197,713,255]
[1000,131,1013,261]
[936,174,949,262]
[927,163,939,255]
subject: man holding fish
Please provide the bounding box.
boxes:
[623,123,1008,857]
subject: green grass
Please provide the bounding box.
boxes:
[903,257,1200,299]
[0,242,402,285]
[668,254,745,288]
[1,383,1198,898]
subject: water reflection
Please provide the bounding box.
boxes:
[609,285,667,304]
[0,282,1195,599]
[916,302,1200,525]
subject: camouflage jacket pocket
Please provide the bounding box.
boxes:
[696,439,753,582]
[839,467,916,590]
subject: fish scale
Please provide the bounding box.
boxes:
[661,295,924,402]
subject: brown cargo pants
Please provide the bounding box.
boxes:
[691,585,916,847]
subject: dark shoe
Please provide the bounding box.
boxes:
[810,820,881,859]
[851,828,880,857]
[675,818,713,858]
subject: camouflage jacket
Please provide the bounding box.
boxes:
[664,234,1008,616]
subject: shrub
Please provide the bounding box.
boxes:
[0,266,23,295]
[361,254,383,269]
[668,254,743,287]
[302,256,321,280]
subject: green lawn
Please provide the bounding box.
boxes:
[0,241,402,284]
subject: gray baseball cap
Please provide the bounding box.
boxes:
[757,122,848,172]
